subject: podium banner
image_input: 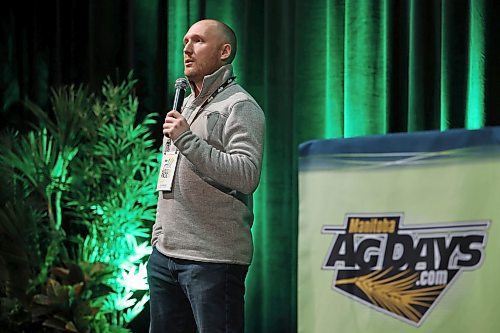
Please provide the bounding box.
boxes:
[298,128,500,333]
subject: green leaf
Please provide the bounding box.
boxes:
[42,317,68,330]
[33,294,53,306]
[64,320,79,332]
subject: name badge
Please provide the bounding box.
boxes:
[156,140,179,192]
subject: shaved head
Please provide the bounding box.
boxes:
[217,21,237,63]
[197,19,237,63]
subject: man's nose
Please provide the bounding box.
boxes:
[184,41,192,54]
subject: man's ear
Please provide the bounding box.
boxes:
[220,43,232,62]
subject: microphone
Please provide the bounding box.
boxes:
[173,78,188,112]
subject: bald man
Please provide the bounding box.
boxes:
[147,19,265,333]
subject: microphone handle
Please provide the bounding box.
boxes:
[173,88,186,112]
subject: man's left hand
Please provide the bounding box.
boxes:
[163,110,190,140]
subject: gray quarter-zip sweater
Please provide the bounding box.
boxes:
[152,64,265,265]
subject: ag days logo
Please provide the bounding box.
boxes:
[322,213,489,326]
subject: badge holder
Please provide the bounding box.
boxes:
[156,138,179,192]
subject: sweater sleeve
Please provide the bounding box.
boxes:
[174,100,265,194]
[151,221,162,247]
[151,192,164,246]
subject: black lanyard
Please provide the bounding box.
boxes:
[199,76,236,110]
[186,76,236,125]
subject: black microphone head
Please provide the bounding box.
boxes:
[175,78,188,90]
[173,78,188,112]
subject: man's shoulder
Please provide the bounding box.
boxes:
[224,84,262,111]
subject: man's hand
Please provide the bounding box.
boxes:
[163,110,190,141]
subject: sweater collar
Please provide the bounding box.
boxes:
[188,64,234,106]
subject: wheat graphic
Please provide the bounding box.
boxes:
[336,268,445,322]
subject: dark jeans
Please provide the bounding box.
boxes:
[147,247,248,333]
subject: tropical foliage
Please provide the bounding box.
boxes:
[0,72,157,332]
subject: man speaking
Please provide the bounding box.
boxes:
[147,19,265,333]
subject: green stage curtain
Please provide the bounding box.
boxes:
[1,1,499,332]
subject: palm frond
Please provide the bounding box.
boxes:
[24,85,96,149]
